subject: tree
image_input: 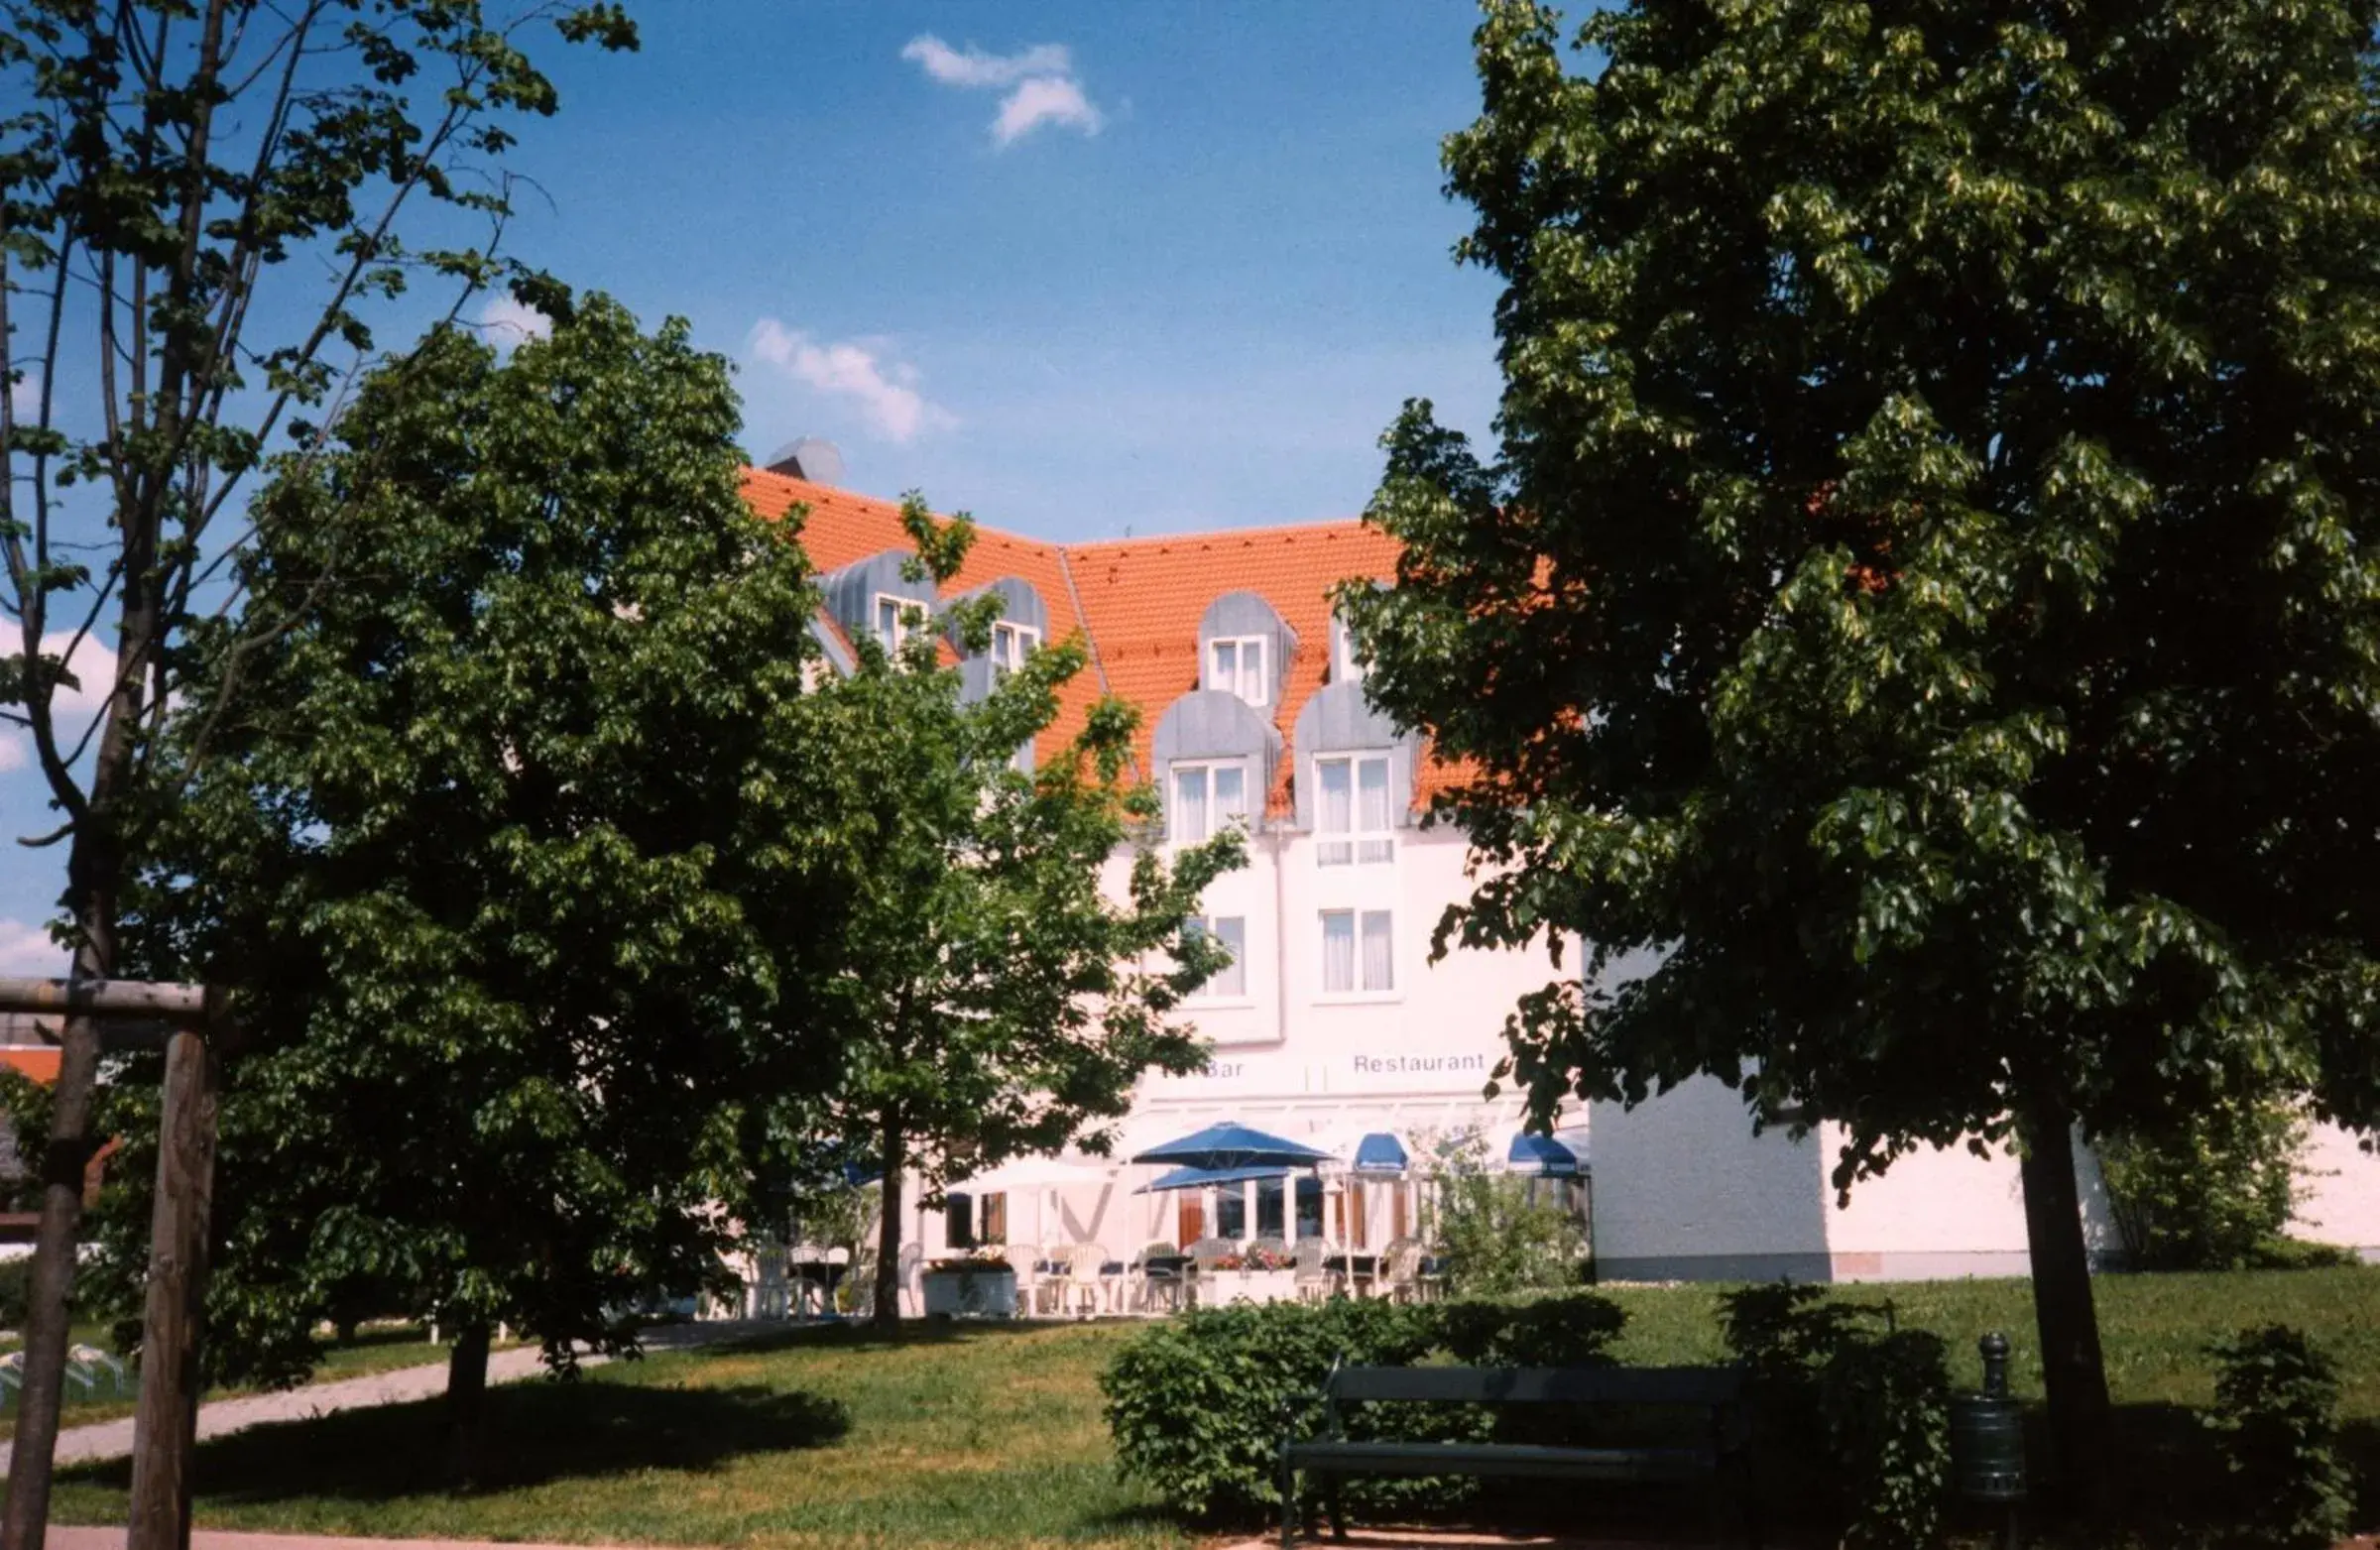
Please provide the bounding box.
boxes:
[1422,1130,1588,1297]
[0,1,635,1527]
[1347,0,2380,1505]
[798,499,1245,1326]
[94,298,845,1479]
[2098,1091,2310,1272]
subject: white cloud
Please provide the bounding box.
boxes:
[475,293,552,348]
[993,76,1105,148]
[0,919,65,978]
[900,36,1072,88]
[2,630,118,775]
[901,34,1104,149]
[746,319,955,443]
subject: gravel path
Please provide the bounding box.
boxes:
[0,1318,785,1476]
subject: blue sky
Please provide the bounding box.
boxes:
[1,3,1508,962]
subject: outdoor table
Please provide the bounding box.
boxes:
[788,1260,846,1316]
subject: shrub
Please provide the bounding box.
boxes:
[1423,1130,1588,1295]
[1721,1281,1949,1550]
[1822,1330,1952,1550]
[2098,1095,2307,1271]
[2205,1324,2354,1550]
[1100,1291,1627,1522]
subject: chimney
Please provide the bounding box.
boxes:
[765,436,845,487]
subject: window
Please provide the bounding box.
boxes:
[1208,636,1268,706]
[1315,753,1393,865]
[979,1192,1008,1247]
[991,621,1040,675]
[1186,915,1248,1000]
[874,593,924,654]
[1170,761,1249,844]
[944,1191,975,1249]
[1333,615,1366,685]
[1321,908,1394,995]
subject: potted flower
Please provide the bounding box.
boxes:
[920,1249,1018,1317]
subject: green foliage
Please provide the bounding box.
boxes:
[2205,1325,2356,1550]
[1722,1283,1949,1550]
[803,501,1244,1316]
[1822,1331,1952,1550]
[1100,1293,1625,1523]
[1423,1131,1588,1296]
[2099,1098,2310,1272]
[1349,0,2380,1484]
[98,298,838,1388]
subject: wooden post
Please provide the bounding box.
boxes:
[126,1029,220,1550]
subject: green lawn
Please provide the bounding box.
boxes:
[25,1267,2380,1548]
[0,1324,452,1442]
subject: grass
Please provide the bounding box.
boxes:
[20,1267,2380,1548]
[0,1323,453,1442]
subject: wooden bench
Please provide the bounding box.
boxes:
[1277,1363,1758,1548]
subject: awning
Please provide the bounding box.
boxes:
[1504,1132,1587,1177]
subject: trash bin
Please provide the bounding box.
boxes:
[1949,1332,2026,1547]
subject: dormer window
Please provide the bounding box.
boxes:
[874,593,925,654]
[1315,752,1392,865]
[1208,637,1268,706]
[1171,760,1249,844]
[991,621,1040,676]
[1332,614,1366,685]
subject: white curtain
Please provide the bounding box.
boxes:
[1173,767,1207,843]
[1213,916,1247,997]
[1319,758,1352,863]
[1322,910,1356,993]
[1358,757,1391,861]
[1215,765,1247,826]
[1361,910,1393,992]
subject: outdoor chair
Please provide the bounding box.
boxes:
[1132,1242,1183,1313]
[1003,1243,1052,1316]
[1063,1242,1109,1317]
[1292,1238,1336,1304]
[753,1241,791,1319]
[895,1242,924,1318]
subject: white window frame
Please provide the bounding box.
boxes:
[1318,907,1396,999]
[873,592,926,655]
[1207,635,1269,707]
[1314,752,1395,866]
[1184,914,1250,1003]
[1333,614,1366,685]
[991,620,1041,675]
[1169,760,1251,846]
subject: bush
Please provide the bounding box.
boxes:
[2098,1096,2308,1272]
[2205,1324,2355,1550]
[1423,1131,1588,1296]
[1823,1330,1952,1550]
[1100,1292,1626,1522]
[0,1253,30,1330]
[1721,1281,1950,1550]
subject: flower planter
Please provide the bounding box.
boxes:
[921,1267,1018,1318]
[1202,1268,1297,1306]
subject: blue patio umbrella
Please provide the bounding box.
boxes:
[1129,1121,1334,1171]
[1350,1132,1410,1175]
[1132,1162,1297,1195]
[1505,1132,1586,1177]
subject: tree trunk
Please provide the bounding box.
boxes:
[2017,1097,2113,1511]
[445,1323,492,1487]
[873,1113,905,1329]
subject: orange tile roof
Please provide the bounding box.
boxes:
[738,469,1457,810]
